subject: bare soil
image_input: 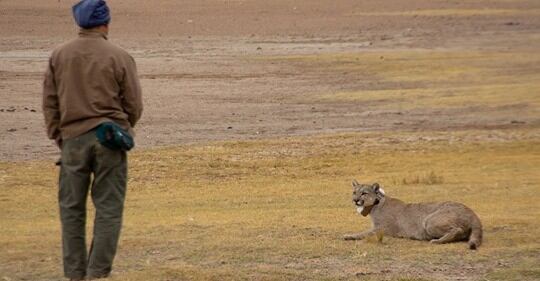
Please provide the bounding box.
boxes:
[1,2,540,280]
[1,0,539,161]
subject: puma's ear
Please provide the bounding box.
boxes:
[352,179,360,187]
[372,183,385,196]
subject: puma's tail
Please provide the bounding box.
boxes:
[468,216,483,250]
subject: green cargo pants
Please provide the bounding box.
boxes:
[59,130,127,279]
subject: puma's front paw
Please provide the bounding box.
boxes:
[343,234,362,240]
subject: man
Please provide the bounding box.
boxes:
[42,0,142,280]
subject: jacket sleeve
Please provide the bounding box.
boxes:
[120,55,143,127]
[42,57,62,145]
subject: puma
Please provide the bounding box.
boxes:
[344,180,483,250]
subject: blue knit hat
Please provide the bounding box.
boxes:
[72,0,110,29]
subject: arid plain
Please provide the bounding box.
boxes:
[1,0,539,280]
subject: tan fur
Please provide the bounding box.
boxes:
[344,180,483,250]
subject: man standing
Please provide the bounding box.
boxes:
[42,0,142,280]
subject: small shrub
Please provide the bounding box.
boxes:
[393,171,444,185]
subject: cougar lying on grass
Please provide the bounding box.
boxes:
[344,180,483,250]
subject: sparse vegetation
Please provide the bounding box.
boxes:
[275,50,540,111]
[393,171,444,186]
[2,2,540,280]
[1,129,539,280]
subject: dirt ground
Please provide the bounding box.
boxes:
[1,2,540,280]
[1,0,539,161]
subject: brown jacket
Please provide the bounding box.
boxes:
[43,29,143,145]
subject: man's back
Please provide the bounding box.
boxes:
[43,29,142,143]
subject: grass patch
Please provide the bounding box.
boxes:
[321,82,540,109]
[268,50,540,111]
[1,129,539,280]
[392,171,444,186]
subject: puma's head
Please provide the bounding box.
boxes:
[351,179,385,216]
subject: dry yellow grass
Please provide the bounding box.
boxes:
[1,129,539,280]
[272,50,540,111]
